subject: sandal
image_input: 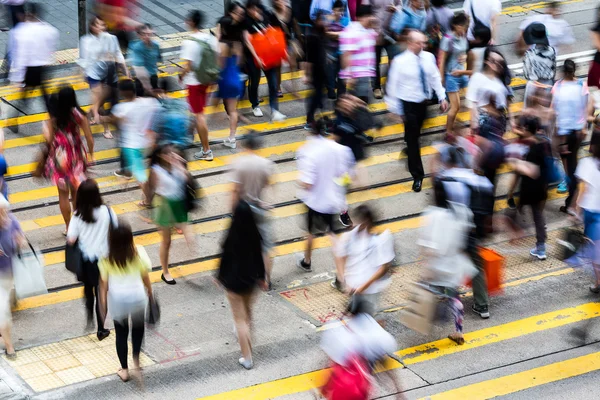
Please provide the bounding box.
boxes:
[138,201,152,209]
[448,334,465,345]
[103,130,114,139]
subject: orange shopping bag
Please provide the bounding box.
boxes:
[467,248,505,295]
[249,26,287,70]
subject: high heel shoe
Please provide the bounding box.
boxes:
[161,274,176,285]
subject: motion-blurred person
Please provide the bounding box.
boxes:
[78,15,130,140]
[520,23,556,108]
[2,0,25,27]
[243,0,287,122]
[427,0,454,36]
[333,205,394,315]
[151,78,194,149]
[147,146,195,285]
[310,0,350,22]
[217,198,267,370]
[466,26,492,76]
[574,137,600,292]
[463,0,501,45]
[339,5,377,104]
[128,23,162,93]
[95,0,141,52]
[389,0,427,42]
[551,60,590,211]
[418,181,477,344]
[438,13,469,136]
[272,0,297,98]
[8,2,58,133]
[44,86,95,232]
[179,10,219,161]
[101,79,160,207]
[304,11,328,129]
[386,30,448,193]
[588,5,600,89]
[215,2,245,149]
[0,195,26,359]
[516,1,574,56]
[505,115,550,260]
[99,222,153,382]
[365,0,400,99]
[296,119,354,272]
[324,1,348,100]
[230,132,274,289]
[67,179,117,341]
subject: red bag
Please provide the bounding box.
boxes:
[249,26,287,70]
[321,357,372,400]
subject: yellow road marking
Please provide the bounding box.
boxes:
[502,0,583,14]
[423,350,600,399]
[195,302,600,400]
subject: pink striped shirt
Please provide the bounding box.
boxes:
[339,22,377,79]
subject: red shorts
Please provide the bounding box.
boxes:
[187,84,209,114]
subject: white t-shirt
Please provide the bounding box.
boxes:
[575,157,600,213]
[463,0,502,41]
[67,206,118,262]
[152,164,187,200]
[552,80,589,135]
[112,97,160,149]
[336,228,395,294]
[180,32,219,86]
[519,14,574,51]
[466,72,509,109]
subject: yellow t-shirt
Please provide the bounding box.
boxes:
[98,245,151,285]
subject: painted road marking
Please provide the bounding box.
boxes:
[421,350,600,399]
[195,302,600,400]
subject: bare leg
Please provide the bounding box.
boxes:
[304,233,314,264]
[0,326,14,354]
[159,227,173,280]
[223,98,238,140]
[58,184,72,230]
[446,92,460,134]
[227,291,253,361]
[195,113,210,152]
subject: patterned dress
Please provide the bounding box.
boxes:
[44,110,87,189]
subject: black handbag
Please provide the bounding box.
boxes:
[146,296,161,325]
[65,241,84,281]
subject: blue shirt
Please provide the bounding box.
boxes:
[389,7,427,34]
[128,40,161,75]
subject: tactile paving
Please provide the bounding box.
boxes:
[2,331,155,392]
[280,229,575,325]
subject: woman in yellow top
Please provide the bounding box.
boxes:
[98,221,153,382]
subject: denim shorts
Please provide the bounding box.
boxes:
[584,210,600,241]
[445,74,468,93]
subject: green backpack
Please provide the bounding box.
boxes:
[189,37,220,85]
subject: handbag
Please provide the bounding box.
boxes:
[65,241,84,281]
[12,242,47,299]
[249,26,287,70]
[146,295,160,325]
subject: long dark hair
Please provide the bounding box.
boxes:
[108,221,137,269]
[74,179,103,223]
[484,47,512,88]
[48,86,86,130]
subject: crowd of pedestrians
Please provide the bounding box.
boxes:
[0,0,600,397]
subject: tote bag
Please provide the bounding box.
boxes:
[12,242,47,299]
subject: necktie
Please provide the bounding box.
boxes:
[418,55,430,100]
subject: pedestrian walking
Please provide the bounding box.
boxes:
[438,12,469,136]
[551,59,590,213]
[147,145,195,285]
[323,1,348,100]
[516,1,574,56]
[427,0,454,36]
[333,205,394,315]
[99,221,153,382]
[43,86,95,232]
[101,79,160,207]
[505,115,550,260]
[296,119,354,273]
[389,0,427,41]
[588,5,600,89]
[0,195,26,360]
[151,78,194,149]
[7,2,58,133]
[66,179,117,341]
[128,23,162,93]
[179,10,219,161]
[520,23,556,108]
[230,132,274,289]
[243,0,287,122]
[463,0,501,45]
[78,15,130,140]
[339,5,377,104]
[419,181,477,344]
[304,12,329,128]
[2,0,25,28]
[272,0,298,98]
[386,30,448,193]
[574,137,600,293]
[310,0,350,22]
[217,199,267,370]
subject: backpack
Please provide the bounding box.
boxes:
[189,37,220,85]
[321,357,372,400]
[469,0,491,40]
[439,175,494,217]
[523,45,556,82]
[157,98,192,148]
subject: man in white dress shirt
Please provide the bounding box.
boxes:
[386,31,447,192]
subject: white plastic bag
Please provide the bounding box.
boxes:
[12,243,47,299]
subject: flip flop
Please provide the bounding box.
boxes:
[103,130,114,139]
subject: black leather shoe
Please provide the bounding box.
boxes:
[161,274,177,285]
[412,179,422,192]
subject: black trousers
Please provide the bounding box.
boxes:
[114,310,145,369]
[82,259,105,332]
[402,100,427,180]
[562,130,582,209]
[307,73,325,124]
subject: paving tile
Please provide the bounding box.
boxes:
[31,343,69,361]
[72,348,114,366]
[2,349,41,367]
[25,374,65,392]
[14,361,53,380]
[55,366,95,385]
[43,354,81,372]
[61,336,97,353]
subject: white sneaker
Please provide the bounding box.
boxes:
[271,110,287,122]
[223,137,237,149]
[194,149,214,161]
[252,107,263,117]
